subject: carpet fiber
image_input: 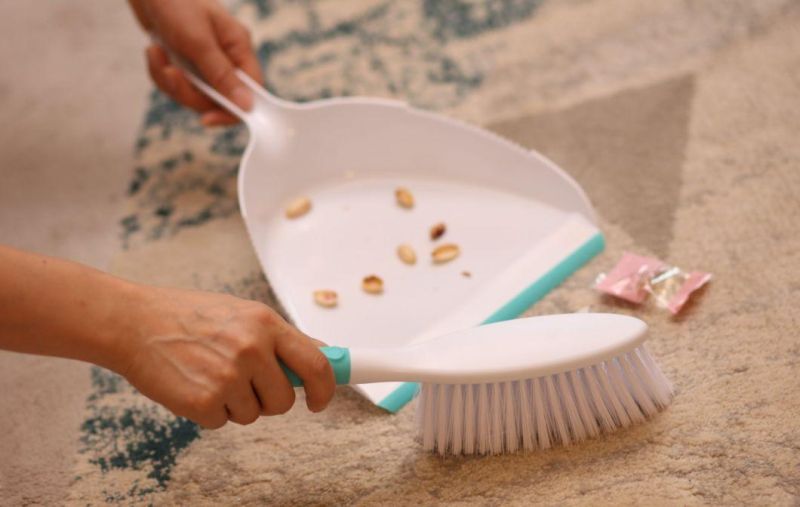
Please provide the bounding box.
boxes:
[63,0,799,503]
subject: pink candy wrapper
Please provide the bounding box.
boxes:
[595,253,666,304]
[595,252,711,314]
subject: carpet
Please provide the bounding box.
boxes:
[62,0,800,504]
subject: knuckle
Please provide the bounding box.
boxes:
[233,339,261,363]
[251,306,279,328]
[192,390,220,413]
[216,366,239,386]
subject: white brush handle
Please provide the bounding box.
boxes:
[282,314,648,386]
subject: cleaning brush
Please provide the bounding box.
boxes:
[282,313,673,455]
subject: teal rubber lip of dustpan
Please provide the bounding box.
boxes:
[178,68,604,413]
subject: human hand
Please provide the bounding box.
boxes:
[118,286,335,428]
[129,0,262,126]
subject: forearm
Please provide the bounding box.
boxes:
[0,245,336,425]
[0,245,142,372]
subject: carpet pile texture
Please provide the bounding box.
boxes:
[47,1,800,503]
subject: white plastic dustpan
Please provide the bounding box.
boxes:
[182,69,604,412]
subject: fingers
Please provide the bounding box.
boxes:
[162,66,218,112]
[197,411,228,430]
[251,357,297,416]
[186,29,253,112]
[275,332,336,413]
[146,45,219,112]
[224,380,262,425]
[145,44,173,95]
[147,44,242,127]
[136,0,264,122]
[144,5,263,120]
[210,11,263,85]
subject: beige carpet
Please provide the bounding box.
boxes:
[18,0,800,504]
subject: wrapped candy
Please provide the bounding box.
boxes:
[647,267,712,314]
[595,252,711,314]
[594,253,666,304]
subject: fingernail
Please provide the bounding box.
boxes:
[231,86,253,111]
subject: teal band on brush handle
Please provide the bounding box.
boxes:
[281,346,351,387]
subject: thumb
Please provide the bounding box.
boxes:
[210,10,263,86]
[189,38,253,111]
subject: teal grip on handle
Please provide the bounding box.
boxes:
[281,346,351,387]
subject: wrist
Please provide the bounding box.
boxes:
[90,279,153,375]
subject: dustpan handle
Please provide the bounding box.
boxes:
[149,34,289,127]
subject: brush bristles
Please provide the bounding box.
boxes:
[416,344,673,455]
